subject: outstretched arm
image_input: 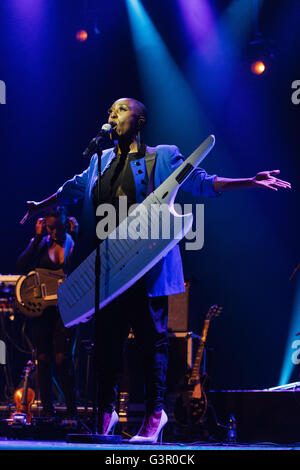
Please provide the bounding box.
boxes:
[20,156,94,225]
[20,194,58,225]
[213,170,291,192]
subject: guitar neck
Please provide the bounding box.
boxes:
[190,319,210,381]
[21,373,29,406]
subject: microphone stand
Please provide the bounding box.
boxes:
[67,134,122,444]
[92,142,103,436]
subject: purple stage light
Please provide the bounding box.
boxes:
[10,0,45,42]
[177,0,219,60]
[11,0,43,19]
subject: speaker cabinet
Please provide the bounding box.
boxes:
[123,331,195,403]
[167,282,190,332]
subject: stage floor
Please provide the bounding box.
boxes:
[0,438,299,452]
[2,395,300,454]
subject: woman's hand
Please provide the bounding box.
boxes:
[251,170,291,191]
[35,217,46,235]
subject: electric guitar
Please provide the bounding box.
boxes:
[15,268,65,317]
[173,304,222,426]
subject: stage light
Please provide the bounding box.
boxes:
[278,277,300,386]
[76,29,88,42]
[125,0,209,150]
[176,0,218,60]
[177,0,265,116]
[251,60,265,75]
[247,32,275,76]
[94,25,101,35]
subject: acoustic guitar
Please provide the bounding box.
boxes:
[15,268,65,317]
[173,304,222,426]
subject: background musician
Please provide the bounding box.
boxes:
[17,207,78,420]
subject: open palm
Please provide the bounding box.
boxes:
[252,170,291,191]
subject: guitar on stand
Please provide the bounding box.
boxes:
[9,360,35,425]
[173,304,222,427]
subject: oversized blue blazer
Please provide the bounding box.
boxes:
[56,144,220,297]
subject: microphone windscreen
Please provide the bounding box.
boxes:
[101,123,112,133]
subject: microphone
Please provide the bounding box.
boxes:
[82,123,112,157]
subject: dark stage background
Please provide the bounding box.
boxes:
[0,0,299,393]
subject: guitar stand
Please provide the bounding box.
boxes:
[80,339,93,416]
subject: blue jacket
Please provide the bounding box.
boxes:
[56,144,219,296]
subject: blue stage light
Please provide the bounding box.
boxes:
[125,0,210,150]
[279,279,300,386]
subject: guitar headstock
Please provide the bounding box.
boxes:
[206,304,223,320]
[23,360,34,377]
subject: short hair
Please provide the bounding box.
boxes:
[44,206,68,223]
[114,97,148,128]
[131,98,148,127]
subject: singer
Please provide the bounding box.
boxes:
[20,97,291,442]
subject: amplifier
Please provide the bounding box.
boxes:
[122,331,195,403]
[167,282,190,332]
[167,331,193,393]
[0,275,20,284]
[0,274,19,314]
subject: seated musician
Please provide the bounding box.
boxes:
[17,207,78,421]
[20,98,291,442]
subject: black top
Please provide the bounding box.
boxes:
[17,234,74,274]
[93,144,147,217]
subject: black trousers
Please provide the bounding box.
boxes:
[31,306,77,415]
[96,278,169,414]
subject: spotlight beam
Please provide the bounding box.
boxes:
[125,0,211,151]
